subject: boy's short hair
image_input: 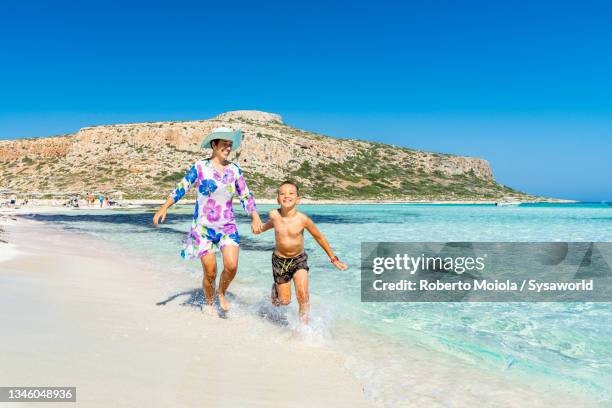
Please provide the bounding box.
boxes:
[278,180,300,196]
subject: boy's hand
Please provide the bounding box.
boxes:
[331,257,348,271]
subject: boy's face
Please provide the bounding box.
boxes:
[277,184,300,209]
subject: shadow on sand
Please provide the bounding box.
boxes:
[156,288,289,326]
[156,288,232,319]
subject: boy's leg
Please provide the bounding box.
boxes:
[293,269,310,323]
[271,283,279,305]
[272,282,292,306]
[200,252,217,306]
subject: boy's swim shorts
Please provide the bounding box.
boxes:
[271,252,309,284]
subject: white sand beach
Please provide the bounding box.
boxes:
[0,216,376,408]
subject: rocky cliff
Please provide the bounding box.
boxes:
[0,110,531,200]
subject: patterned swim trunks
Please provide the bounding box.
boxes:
[271,252,309,284]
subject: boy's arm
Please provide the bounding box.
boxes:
[258,218,274,234]
[303,216,348,270]
[255,210,276,235]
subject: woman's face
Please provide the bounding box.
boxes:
[212,139,233,160]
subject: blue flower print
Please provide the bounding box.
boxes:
[199,179,218,196]
[205,227,222,244]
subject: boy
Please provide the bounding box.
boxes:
[256,181,347,323]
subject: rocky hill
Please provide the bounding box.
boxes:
[0,110,533,201]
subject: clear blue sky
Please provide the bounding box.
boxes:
[1,0,611,201]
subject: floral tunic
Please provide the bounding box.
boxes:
[169,159,257,259]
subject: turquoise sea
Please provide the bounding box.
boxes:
[26,203,612,406]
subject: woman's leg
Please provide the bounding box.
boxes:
[218,244,239,311]
[200,252,217,306]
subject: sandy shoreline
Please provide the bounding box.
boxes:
[0,216,376,407]
[0,196,578,212]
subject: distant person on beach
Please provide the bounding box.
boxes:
[255,181,347,323]
[98,194,104,208]
[9,194,17,207]
[65,196,79,207]
[153,127,262,313]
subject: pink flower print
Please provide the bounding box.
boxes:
[187,227,201,247]
[246,195,256,213]
[236,176,247,195]
[196,249,210,258]
[214,167,235,184]
[223,168,235,184]
[196,163,204,181]
[223,200,234,221]
[204,198,221,223]
[223,224,237,235]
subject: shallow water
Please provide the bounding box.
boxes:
[24,203,612,406]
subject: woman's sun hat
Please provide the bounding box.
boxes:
[200,127,243,150]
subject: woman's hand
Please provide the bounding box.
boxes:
[153,197,175,226]
[153,207,167,226]
[251,212,263,234]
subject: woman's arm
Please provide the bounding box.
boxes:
[304,216,348,270]
[250,210,263,233]
[170,165,199,203]
[153,164,199,226]
[233,164,262,232]
[153,196,174,226]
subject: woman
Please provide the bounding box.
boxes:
[153,127,262,312]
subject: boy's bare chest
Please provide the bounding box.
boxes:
[275,217,304,238]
